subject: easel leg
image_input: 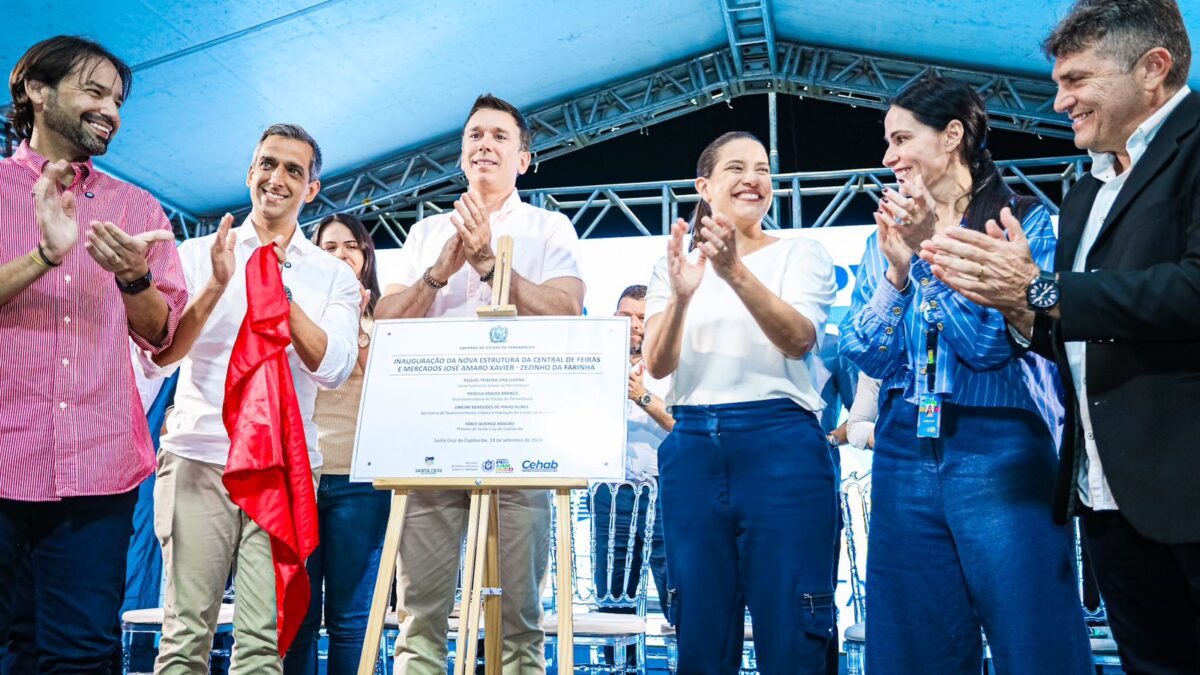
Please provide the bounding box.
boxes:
[484,490,502,673]
[358,490,408,675]
[555,488,574,674]
[455,491,484,675]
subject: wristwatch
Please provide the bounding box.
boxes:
[636,392,652,407]
[115,270,153,295]
[1025,270,1060,312]
[827,433,840,450]
[358,332,371,349]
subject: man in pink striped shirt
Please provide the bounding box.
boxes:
[0,35,187,672]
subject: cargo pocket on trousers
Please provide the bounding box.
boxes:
[798,589,835,644]
[666,586,681,631]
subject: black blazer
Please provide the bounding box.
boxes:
[1031,91,1200,544]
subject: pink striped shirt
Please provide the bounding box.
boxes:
[0,141,188,501]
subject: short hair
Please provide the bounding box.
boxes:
[465,93,532,152]
[7,35,133,142]
[616,284,647,308]
[256,123,323,180]
[1043,0,1192,89]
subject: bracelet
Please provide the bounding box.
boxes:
[422,267,447,289]
[29,250,49,268]
[479,263,496,284]
[33,243,61,268]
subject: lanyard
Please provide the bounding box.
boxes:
[920,300,940,393]
[917,301,942,438]
[924,324,938,392]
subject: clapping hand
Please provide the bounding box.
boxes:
[33,160,80,264]
[667,218,705,300]
[919,207,1040,315]
[880,171,937,251]
[450,191,495,275]
[85,221,175,283]
[694,213,742,281]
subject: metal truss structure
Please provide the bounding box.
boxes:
[263,43,1069,238]
[351,155,1088,247]
[1,5,1071,239]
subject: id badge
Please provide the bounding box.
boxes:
[917,393,942,438]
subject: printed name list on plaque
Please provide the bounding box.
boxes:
[350,316,629,481]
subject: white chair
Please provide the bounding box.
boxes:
[839,469,871,675]
[544,479,660,673]
[120,603,235,675]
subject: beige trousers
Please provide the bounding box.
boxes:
[393,488,552,675]
[153,451,317,674]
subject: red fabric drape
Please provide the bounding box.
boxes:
[222,246,319,655]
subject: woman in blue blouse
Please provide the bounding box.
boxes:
[839,75,1091,675]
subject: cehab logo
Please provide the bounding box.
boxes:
[522,459,559,473]
[482,459,495,472]
[489,325,509,344]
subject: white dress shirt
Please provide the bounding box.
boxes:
[150,221,360,468]
[1072,85,1192,510]
[625,363,670,480]
[645,236,837,412]
[392,190,583,314]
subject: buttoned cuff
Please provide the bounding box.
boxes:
[910,258,952,298]
[868,275,911,326]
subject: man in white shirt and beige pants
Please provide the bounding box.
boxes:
[147,124,360,674]
[376,93,585,674]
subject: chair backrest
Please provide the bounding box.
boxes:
[548,479,658,616]
[590,479,657,613]
[839,469,872,624]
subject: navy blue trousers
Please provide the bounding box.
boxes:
[865,395,1092,675]
[284,474,391,675]
[0,489,138,674]
[659,398,837,675]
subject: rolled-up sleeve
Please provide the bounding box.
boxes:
[129,193,188,353]
[307,262,360,388]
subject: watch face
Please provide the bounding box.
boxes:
[1027,279,1060,309]
[358,332,371,349]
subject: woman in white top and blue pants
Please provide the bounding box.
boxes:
[644,131,838,674]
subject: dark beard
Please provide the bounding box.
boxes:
[43,92,111,157]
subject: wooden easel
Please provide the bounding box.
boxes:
[357,235,585,675]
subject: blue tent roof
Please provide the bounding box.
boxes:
[4,0,1198,215]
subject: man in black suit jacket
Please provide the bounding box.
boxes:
[916,1,1200,672]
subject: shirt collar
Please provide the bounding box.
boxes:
[492,189,523,220]
[11,140,96,188]
[1089,85,1192,181]
[235,217,314,256]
